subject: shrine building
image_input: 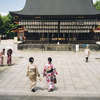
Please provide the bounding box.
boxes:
[10,0,100,44]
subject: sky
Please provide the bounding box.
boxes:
[0,0,26,16]
[0,0,98,16]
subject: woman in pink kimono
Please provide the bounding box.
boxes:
[0,49,5,66]
[43,57,58,92]
[7,49,13,66]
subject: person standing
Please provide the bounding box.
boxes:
[26,57,40,92]
[43,57,58,92]
[7,49,13,66]
[0,49,5,66]
[85,46,90,62]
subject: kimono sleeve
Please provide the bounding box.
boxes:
[42,65,47,76]
[88,49,90,55]
[52,64,58,75]
[26,65,29,76]
[35,65,40,75]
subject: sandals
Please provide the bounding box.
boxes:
[31,89,36,92]
[48,89,53,92]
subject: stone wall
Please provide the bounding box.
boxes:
[18,43,100,51]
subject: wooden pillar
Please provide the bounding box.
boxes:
[23,26,25,38]
[81,33,82,40]
[68,31,70,43]
[18,31,19,39]
[58,20,60,42]
[47,33,49,43]
[63,33,65,38]
[42,33,44,38]
[39,33,40,40]
[73,33,74,38]
[93,32,94,40]
[52,33,54,38]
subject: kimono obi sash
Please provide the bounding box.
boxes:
[29,65,36,72]
[46,64,53,73]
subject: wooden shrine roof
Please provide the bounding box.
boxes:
[10,0,100,17]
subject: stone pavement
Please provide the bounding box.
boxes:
[0,40,100,98]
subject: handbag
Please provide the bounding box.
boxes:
[53,76,57,84]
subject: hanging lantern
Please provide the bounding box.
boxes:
[67,26,69,29]
[35,22,37,25]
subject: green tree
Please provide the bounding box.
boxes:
[2,13,18,38]
[94,0,100,10]
[0,14,3,36]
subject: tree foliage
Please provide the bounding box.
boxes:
[94,0,100,10]
[0,14,3,35]
[0,13,18,38]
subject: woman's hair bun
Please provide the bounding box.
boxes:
[29,57,34,62]
[48,57,52,63]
